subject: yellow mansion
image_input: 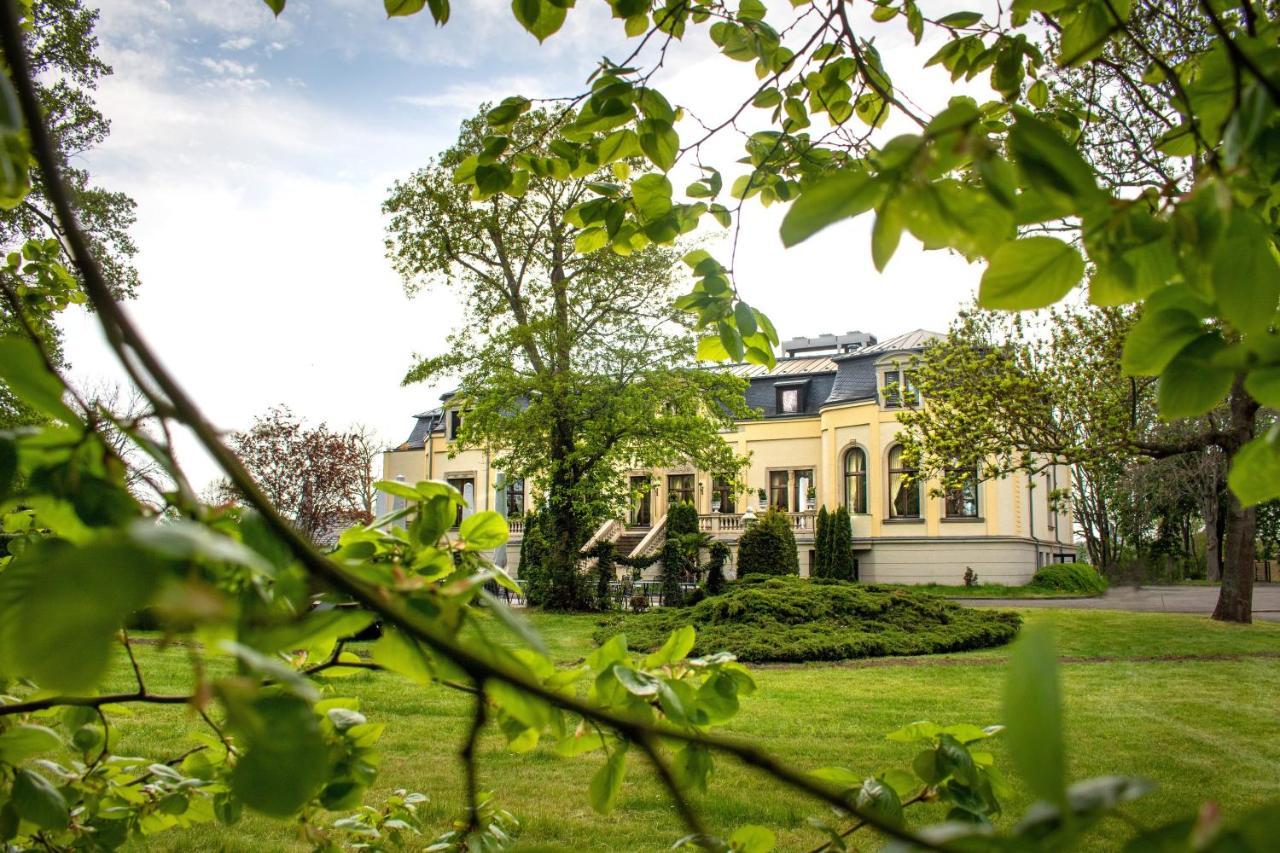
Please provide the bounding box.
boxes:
[380,329,1077,585]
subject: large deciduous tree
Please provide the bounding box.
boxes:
[384,109,750,610]
[0,0,139,428]
[216,406,373,544]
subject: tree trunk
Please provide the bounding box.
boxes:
[1212,378,1260,623]
[1202,489,1222,582]
[1213,493,1256,622]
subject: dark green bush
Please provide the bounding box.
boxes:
[828,505,855,581]
[596,575,1021,663]
[705,542,729,595]
[813,506,830,577]
[660,539,685,606]
[1028,562,1107,594]
[736,508,799,576]
[665,502,700,538]
[518,508,552,605]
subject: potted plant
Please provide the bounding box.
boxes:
[757,487,767,506]
[806,485,817,510]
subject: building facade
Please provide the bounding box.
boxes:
[380,330,1077,585]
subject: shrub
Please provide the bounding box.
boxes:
[828,505,855,581]
[597,575,1021,663]
[659,539,685,606]
[964,567,979,587]
[517,508,552,606]
[813,506,830,577]
[665,502,700,539]
[705,542,729,595]
[1029,562,1107,595]
[736,508,799,576]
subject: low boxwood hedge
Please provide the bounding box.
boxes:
[595,575,1021,663]
[1028,562,1107,595]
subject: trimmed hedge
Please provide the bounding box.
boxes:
[595,575,1021,663]
[1028,562,1107,595]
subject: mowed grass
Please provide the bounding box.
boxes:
[96,610,1280,852]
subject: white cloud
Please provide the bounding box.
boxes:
[219,36,255,50]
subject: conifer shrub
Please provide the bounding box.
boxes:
[518,508,552,605]
[736,508,799,576]
[597,575,1021,663]
[813,506,830,577]
[665,502,700,538]
[828,505,856,580]
[705,542,729,595]
[1028,562,1108,595]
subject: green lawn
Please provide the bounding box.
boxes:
[98,610,1280,852]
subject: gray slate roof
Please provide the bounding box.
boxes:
[394,329,944,443]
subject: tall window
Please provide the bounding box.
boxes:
[447,409,463,440]
[945,467,979,518]
[667,474,694,505]
[887,445,921,518]
[843,447,867,514]
[769,470,789,510]
[880,368,919,407]
[711,477,736,514]
[504,477,525,518]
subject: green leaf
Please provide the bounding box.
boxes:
[871,201,903,271]
[370,628,434,685]
[129,518,274,576]
[0,540,166,692]
[728,824,776,853]
[1157,335,1234,419]
[673,743,713,794]
[1227,430,1280,507]
[780,170,880,247]
[510,0,567,41]
[643,625,696,668]
[1009,113,1101,214]
[0,725,62,765]
[1244,366,1280,409]
[631,173,674,221]
[384,0,426,15]
[1121,308,1203,376]
[0,336,79,424]
[598,129,640,164]
[937,10,982,26]
[460,510,509,549]
[262,0,286,14]
[855,776,904,826]
[1027,79,1049,109]
[979,237,1083,310]
[247,609,374,656]
[12,769,68,829]
[697,334,730,362]
[588,746,627,814]
[1212,212,1280,337]
[638,119,679,171]
[1058,0,1127,67]
[228,694,328,817]
[1004,623,1065,806]
[575,225,609,254]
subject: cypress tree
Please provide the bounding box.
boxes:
[814,506,830,577]
[830,505,856,580]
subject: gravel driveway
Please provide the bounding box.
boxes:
[957,583,1280,623]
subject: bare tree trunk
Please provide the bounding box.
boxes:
[1213,493,1256,622]
[1212,380,1260,623]
[1202,488,1222,582]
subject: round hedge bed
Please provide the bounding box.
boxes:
[595,575,1022,663]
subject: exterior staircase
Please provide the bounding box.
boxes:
[614,527,650,559]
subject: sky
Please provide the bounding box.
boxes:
[61,0,995,490]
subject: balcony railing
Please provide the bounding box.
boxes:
[698,511,816,534]
[507,517,524,537]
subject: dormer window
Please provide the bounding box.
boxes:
[880,367,919,408]
[775,380,808,415]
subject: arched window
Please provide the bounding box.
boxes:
[843,447,867,514]
[888,445,921,518]
[945,467,979,518]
